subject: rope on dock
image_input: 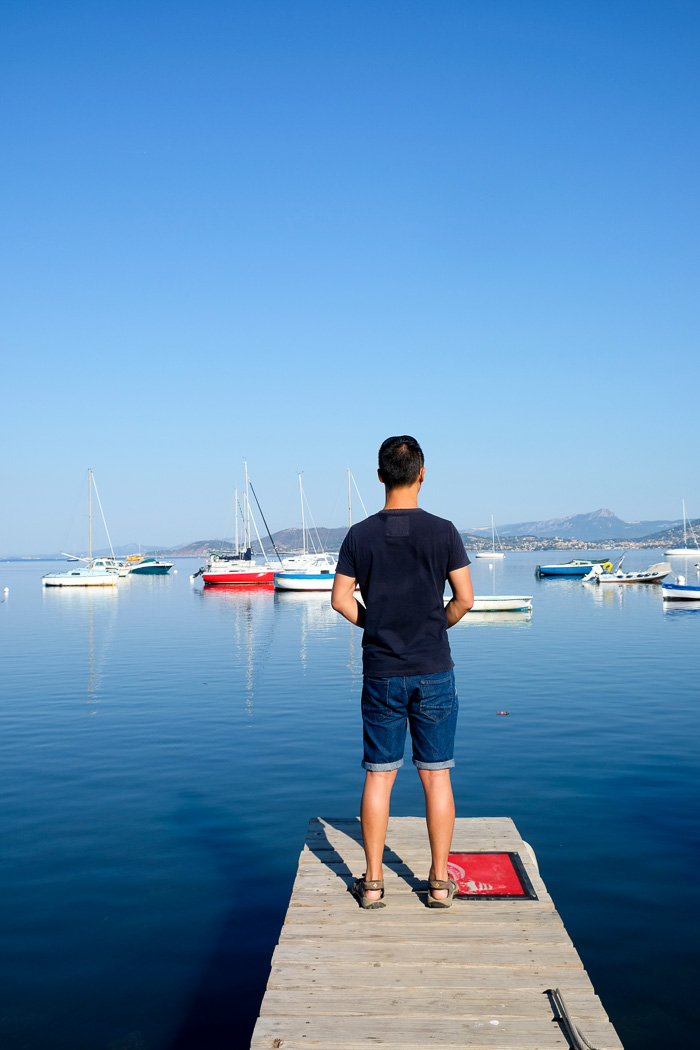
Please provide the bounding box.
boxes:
[547,987,612,1050]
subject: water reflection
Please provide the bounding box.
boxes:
[43,587,118,708]
[662,602,700,616]
[198,584,275,712]
[274,590,335,673]
[462,610,532,626]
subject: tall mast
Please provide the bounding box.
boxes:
[683,499,687,546]
[244,461,250,551]
[299,473,306,555]
[491,514,495,553]
[88,468,93,566]
[348,468,352,528]
[235,485,239,555]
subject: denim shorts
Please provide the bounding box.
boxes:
[361,670,458,771]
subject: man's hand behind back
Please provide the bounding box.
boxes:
[445,566,474,626]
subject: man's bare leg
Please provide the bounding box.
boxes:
[418,768,455,900]
[360,769,398,900]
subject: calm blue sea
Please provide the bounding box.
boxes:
[1,553,698,1049]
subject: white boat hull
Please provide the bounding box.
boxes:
[475,551,505,559]
[43,571,117,587]
[664,548,698,557]
[274,572,335,591]
[444,595,532,612]
[471,595,531,612]
[662,583,700,601]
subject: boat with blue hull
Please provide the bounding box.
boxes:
[535,559,612,578]
[129,558,173,576]
[662,575,700,601]
[274,569,335,592]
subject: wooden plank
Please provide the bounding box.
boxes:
[281,923,575,949]
[252,1014,624,1049]
[266,962,600,993]
[259,989,612,1021]
[283,903,558,923]
[271,941,584,969]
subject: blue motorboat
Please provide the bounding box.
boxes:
[535,559,613,578]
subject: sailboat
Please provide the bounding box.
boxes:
[664,501,699,557]
[274,475,337,591]
[43,470,118,587]
[198,463,278,585]
[474,515,506,559]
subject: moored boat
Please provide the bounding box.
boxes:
[664,499,699,556]
[662,574,700,601]
[92,557,130,577]
[474,515,506,559]
[272,475,339,591]
[42,470,118,588]
[198,550,275,585]
[273,566,336,591]
[535,559,613,578]
[444,595,532,613]
[43,566,118,587]
[129,558,173,575]
[582,557,671,584]
[471,595,532,612]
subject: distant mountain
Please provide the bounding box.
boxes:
[266,526,349,551]
[157,527,350,559]
[497,509,680,541]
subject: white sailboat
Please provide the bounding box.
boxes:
[474,515,506,559]
[664,500,699,557]
[274,475,337,591]
[43,470,118,587]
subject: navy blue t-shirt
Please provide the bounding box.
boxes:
[336,508,470,677]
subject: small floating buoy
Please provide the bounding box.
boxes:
[3,587,8,594]
[496,711,509,716]
[189,575,195,581]
[173,569,178,574]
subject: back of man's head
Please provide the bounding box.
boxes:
[378,435,425,489]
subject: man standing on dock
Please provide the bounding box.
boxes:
[331,436,473,909]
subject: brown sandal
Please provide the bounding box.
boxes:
[427,877,457,908]
[351,874,386,909]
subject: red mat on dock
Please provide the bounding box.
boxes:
[447,852,537,899]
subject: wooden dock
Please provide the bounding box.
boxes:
[251,816,623,1049]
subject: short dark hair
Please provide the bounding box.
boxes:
[378,435,424,489]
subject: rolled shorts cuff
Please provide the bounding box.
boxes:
[412,758,455,770]
[362,758,404,772]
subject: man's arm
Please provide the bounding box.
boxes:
[445,565,474,626]
[331,572,366,627]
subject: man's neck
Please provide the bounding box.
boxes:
[383,484,421,510]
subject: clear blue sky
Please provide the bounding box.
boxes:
[2,0,698,553]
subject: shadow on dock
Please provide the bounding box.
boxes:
[305,815,425,900]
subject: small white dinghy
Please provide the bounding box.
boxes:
[444,595,532,613]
